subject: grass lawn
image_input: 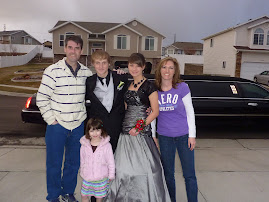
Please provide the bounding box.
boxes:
[0,63,51,93]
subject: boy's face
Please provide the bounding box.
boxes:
[93,58,109,78]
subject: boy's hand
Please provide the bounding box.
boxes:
[113,68,127,75]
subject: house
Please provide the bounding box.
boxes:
[162,42,204,75]
[163,42,203,55]
[0,30,41,45]
[202,16,269,80]
[48,19,165,72]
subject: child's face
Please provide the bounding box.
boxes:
[89,128,102,140]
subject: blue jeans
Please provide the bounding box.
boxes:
[45,122,84,201]
[158,134,198,202]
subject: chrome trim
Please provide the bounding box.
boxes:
[192,96,269,101]
[22,109,41,113]
[196,114,269,117]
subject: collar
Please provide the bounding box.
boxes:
[65,60,81,77]
[97,69,111,86]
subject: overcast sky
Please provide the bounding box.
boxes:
[1,0,268,46]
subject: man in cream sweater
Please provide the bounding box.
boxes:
[37,35,92,202]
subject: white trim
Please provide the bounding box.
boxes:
[141,36,145,51]
[126,35,130,50]
[9,30,23,36]
[154,37,158,51]
[247,19,269,29]
[203,16,269,40]
[49,21,93,34]
[123,18,166,37]
[102,24,142,36]
[137,36,139,52]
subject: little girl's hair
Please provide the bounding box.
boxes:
[85,118,108,140]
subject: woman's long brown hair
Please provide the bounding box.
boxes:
[155,57,182,91]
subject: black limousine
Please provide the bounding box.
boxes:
[21,75,269,125]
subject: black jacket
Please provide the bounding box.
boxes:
[85,71,129,151]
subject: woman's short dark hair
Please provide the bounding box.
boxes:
[65,35,83,49]
[128,53,146,67]
[85,118,108,140]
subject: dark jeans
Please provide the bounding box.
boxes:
[159,134,198,202]
[45,122,84,201]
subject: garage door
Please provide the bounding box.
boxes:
[241,62,269,81]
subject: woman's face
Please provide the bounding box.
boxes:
[160,60,175,81]
[128,63,145,77]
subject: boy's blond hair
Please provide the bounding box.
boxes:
[91,50,111,64]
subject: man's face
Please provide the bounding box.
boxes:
[64,40,83,64]
[93,59,109,78]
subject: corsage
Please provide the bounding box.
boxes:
[134,118,146,132]
[117,81,125,90]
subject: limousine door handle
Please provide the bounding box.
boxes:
[248,103,258,107]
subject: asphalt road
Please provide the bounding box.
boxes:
[0,94,268,139]
[0,95,46,137]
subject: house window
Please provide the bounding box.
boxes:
[267,31,269,45]
[145,36,154,51]
[253,28,264,45]
[92,43,102,47]
[167,49,174,54]
[11,36,15,40]
[26,37,32,44]
[222,61,226,68]
[59,35,64,46]
[117,35,127,49]
[178,50,183,54]
[89,34,96,38]
[197,50,202,55]
[210,39,213,47]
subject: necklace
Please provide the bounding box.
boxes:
[132,77,145,88]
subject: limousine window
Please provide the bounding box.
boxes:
[238,83,269,98]
[187,81,239,97]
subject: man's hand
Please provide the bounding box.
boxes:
[188,137,196,151]
[51,120,58,125]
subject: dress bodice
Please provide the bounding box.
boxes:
[122,80,157,134]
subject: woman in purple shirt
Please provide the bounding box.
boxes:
[155,57,198,202]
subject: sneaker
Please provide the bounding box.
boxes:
[61,194,78,202]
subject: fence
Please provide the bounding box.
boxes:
[0,44,53,68]
[162,54,204,74]
[0,46,40,68]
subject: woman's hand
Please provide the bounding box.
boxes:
[188,137,196,151]
[129,128,139,136]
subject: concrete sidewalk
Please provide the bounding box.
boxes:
[1,139,269,202]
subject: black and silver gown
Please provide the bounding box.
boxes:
[105,80,171,202]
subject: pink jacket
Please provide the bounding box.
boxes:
[80,136,115,181]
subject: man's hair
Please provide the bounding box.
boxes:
[91,50,111,64]
[128,53,146,67]
[65,35,83,49]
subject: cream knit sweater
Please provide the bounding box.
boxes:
[36,58,92,130]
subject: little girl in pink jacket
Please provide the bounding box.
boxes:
[80,118,115,202]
